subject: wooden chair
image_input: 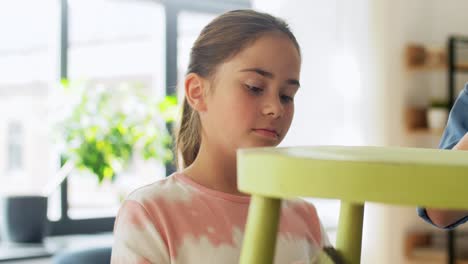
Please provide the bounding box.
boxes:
[237,146,468,264]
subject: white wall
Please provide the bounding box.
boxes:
[262,0,387,148]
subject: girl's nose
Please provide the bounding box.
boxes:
[262,96,284,119]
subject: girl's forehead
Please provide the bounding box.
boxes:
[242,34,297,55]
[220,37,301,77]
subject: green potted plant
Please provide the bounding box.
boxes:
[427,99,449,130]
[55,80,178,183]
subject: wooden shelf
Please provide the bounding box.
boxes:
[407,65,445,71]
[406,128,444,136]
[407,63,468,72]
[405,44,468,72]
[405,232,468,264]
[456,63,468,72]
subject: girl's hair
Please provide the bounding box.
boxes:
[175,9,301,169]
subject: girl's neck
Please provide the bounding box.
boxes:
[182,142,247,196]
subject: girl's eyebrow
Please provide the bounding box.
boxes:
[239,67,300,87]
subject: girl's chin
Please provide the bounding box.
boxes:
[242,140,280,148]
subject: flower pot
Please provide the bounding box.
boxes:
[0,195,48,243]
[427,108,448,130]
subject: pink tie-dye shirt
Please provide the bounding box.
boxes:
[111,173,330,264]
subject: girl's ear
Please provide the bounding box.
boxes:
[184,73,208,112]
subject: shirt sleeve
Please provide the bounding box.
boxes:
[417,83,468,229]
[111,200,170,264]
[439,83,468,150]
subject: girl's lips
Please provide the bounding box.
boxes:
[253,129,279,139]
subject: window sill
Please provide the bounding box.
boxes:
[0,232,112,262]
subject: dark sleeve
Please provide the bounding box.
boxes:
[438,83,468,150]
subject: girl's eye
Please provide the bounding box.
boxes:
[280,94,294,103]
[245,84,263,94]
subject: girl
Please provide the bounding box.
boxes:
[111,9,333,264]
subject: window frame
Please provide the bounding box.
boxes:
[6,121,23,171]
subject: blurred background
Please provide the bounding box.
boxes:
[1,0,468,263]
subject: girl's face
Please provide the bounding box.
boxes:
[200,33,301,156]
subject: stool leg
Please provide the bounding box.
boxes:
[239,195,281,264]
[336,201,364,264]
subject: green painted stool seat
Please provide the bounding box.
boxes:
[237,146,468,264]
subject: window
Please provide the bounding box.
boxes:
[0,0,58,195]
[177,11,216,96]
[7,121,23,171]
[65,0,167,220]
